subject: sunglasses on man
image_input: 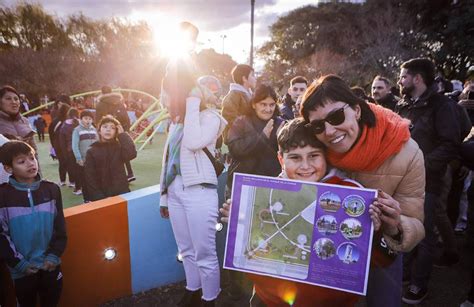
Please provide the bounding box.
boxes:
[305,104,350,134]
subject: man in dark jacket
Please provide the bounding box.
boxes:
[95,86,135,181]
[371,76,399,111]
[221,64,256,143]
[279,76,308,120]
[396,58,461,305]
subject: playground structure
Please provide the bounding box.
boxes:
[21,88,169,151]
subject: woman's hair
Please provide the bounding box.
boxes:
[67,108,79,119]
[300,75,376,128]
[162,59,198,122]
[0,85,19,100]
[57,103,71,121]
[250,84,280,118]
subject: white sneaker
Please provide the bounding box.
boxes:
[59,181,66,186]
[73,189,82,195]
[68,182,75,188]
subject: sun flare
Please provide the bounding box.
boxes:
[130,11,194,58]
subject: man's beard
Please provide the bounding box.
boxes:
[401,84,415,96]
[373,92,382,100]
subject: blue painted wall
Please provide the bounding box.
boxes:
[124,185,185,293]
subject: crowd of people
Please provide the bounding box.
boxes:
[0,20,474,307]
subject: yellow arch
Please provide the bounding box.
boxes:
[21,88,164,133]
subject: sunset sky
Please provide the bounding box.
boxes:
[1,0,355,64]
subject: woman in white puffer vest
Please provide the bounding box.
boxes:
[158,23,227,307]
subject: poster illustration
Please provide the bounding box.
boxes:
[223,173,377,295]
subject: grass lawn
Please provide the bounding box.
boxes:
[36,134,166,208]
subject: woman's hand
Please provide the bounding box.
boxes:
[160,207,169,219]
[372,190,402,236]
[263,119,274,138]
[219,199,231,223]
[369,204,382,231]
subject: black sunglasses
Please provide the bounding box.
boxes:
[305,104,350,134]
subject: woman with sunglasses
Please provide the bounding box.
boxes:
[301,75,425,307]
[226,84,284,190]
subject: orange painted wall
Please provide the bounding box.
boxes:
[60,196,132,306]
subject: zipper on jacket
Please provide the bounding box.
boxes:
[27,188,35,212]
[194,152,201,173]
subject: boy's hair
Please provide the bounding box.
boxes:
[98,116,120,134]
[277,118,325,153]
[80,110,94,120]
[0,141,35,167]
[231,64,254,85]
[290,76,308,86]
[400,58,436,87]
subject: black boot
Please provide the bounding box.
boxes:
[177,289,201,307]
[201,298,216,307]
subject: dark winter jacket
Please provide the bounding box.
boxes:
[395,85,461,194]
[221,84,252,143]
[376,93,399,111]
[84,133,137,201]
[279,93,296,120]
[48,118,64,158]
[226,113,284,189]
[0,176,67,279]
[59,119,79,153]
[95,92,131,131]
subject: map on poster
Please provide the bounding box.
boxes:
[223,173,377,295]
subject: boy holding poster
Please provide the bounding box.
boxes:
[220,118,402,306]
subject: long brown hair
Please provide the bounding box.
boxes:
[162,59,198,122]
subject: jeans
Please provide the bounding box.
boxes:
[367,255,403,307]
[404,192,438,289]
[168,175,220,301]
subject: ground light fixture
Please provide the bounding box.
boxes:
[176,253,184,263]
[104,248,117,261]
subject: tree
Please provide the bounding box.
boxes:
[258,0,473,88]
[0,3,69,51]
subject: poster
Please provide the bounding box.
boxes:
[223,173,377,295]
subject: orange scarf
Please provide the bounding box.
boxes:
[327,103,410,172]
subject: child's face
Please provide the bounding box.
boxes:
[99,122,117,141]
[278,145,327,182]
[81,116,93,127]
[4,152,38,183]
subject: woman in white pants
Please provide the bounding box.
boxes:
[159,45,227,305]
